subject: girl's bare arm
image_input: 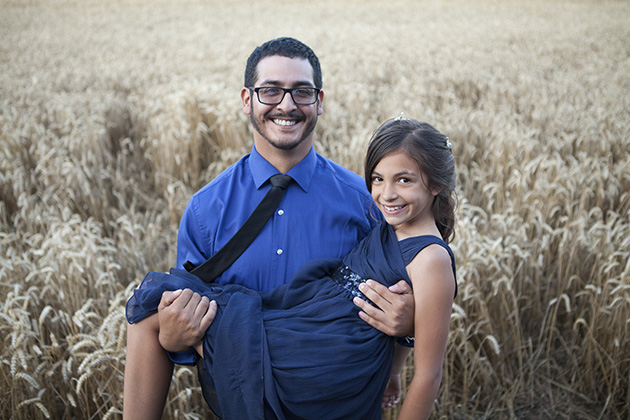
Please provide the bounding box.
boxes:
[397,244,455,420]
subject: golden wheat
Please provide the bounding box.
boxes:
[1,0,629,419]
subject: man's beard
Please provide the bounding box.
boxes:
[250,108,317,151]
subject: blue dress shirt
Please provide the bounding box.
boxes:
[177,146,381,291]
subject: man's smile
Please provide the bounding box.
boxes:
[273,118,298,126]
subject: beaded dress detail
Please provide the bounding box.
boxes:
[331,263,375,306]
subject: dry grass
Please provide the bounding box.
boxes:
[1,0,629,419]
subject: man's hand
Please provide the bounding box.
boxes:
[353,280,414,337]
[157,289,217,353]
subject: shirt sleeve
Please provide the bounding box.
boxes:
[176,196,211,269]
[167,348,200,365]
[395,336,415,347]
[162,199,207,365]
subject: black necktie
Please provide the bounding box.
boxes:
[184,174,293,282]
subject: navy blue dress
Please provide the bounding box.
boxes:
[126,222,456,420]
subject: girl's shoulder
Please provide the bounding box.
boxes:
[398,235,452,265]
[401,235,457,298]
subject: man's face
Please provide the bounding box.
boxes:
[242,56,324,154]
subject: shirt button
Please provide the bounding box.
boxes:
[276,249,284,255]
[277,209,284,215]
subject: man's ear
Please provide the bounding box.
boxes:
[317,89,324,116]
[241,87,252,115]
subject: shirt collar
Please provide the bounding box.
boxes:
[249,145,315,192]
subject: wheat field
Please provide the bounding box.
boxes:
[1,0,629,419]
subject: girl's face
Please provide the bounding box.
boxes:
[370,150,439,237]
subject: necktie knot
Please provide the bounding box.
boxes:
[269,174,293,190]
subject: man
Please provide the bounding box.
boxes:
[124,37,414,419]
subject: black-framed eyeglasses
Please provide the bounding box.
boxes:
[249,86,320,105]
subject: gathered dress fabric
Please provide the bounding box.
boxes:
[126,222,456,420]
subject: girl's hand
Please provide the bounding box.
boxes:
[382,373,402,409]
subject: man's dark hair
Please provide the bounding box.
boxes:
[244,37,322,88]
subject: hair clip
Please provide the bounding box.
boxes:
[445,137,452,149]
[395,112,406,121]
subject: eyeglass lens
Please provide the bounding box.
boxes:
[256,87,318,105]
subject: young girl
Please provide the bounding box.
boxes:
[124,117,457,420]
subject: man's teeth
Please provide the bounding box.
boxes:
[274,119,297,126]
[384,205,404,211]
